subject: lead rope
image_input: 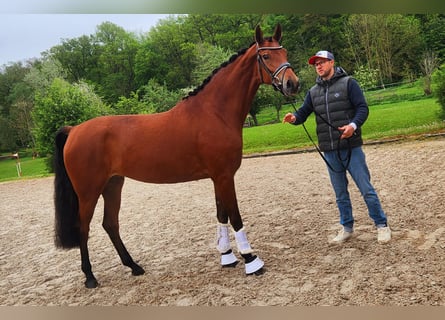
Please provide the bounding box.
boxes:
[291,102,351,173]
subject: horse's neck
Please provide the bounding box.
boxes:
[218,48,260,123]
[189,47,260,127]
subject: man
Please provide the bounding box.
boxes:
[283,50,391,244]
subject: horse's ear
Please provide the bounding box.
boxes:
[255,25,263,43]
[273,24,282,42]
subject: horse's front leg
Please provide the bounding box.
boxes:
[216,223,239,268]
[213,175,264,275]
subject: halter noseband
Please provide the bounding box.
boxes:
[256,44,292,94]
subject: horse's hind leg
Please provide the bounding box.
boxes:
[102,176,145,277]
[78,198,100,288]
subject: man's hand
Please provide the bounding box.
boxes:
[282,113,296,123]
[338,124,355,139]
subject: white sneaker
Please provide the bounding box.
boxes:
[332,229,353,243]
[377,226,391,244]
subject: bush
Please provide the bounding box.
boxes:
[32,78,112,170]
[353,65,379,90]
[432,64,445,119]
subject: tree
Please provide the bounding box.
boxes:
[93,22,140,104]
[432,64,445,119]
[135,16,197,91]
[346,14,423,84]
[190,42,232,87]
[0,62,31,117]
[115,79,183,115]
[139,79,183,113]
[24,58,66,96]
[134,37,163,89]
[187,14,263,51]
[7,81,35,149]
[0,117,15,151]
[9,99,35,149]
[32,78,111,162]
[114,92,149,115]
[281,14,348,72]
[0,62,34,151]
[417,14,445,62]
[49,35,98,83]
[250,86,288,126]
[352,65,379,90]
[420,50,440,95]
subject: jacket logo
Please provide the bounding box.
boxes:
[334,93,340,98]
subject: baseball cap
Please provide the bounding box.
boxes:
[308,50,335,65]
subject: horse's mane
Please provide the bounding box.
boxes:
[183,41,258,100]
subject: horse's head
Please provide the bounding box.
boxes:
[255,24,300,97]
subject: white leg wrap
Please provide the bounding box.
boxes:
[216,223,231,253]
[245,256,265,275]
[234,228,253,254]
[220,251,238,266]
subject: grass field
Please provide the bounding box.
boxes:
[243,97,444,154]
[1,80,444,182]
[0,155,50,182]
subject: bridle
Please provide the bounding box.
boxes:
[256,43,293,95]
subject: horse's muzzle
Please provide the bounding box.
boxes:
[282,76,300,97]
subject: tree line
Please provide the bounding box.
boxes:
[1,13,444,158]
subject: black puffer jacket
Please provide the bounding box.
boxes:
[294,67,369,152]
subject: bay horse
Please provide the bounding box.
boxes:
[53,24,299,288]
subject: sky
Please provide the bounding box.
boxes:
[0,14,171,66]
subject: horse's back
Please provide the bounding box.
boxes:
[63,113,219,185]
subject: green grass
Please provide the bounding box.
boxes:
[0,155,50,182]
[243,97,445,154]
[361,98,444,140]
[364,79,426,106]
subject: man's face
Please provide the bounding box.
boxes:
[314,58,334,79]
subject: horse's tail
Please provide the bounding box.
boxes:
[54,126,80,248]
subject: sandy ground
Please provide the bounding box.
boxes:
[0,136,444,306]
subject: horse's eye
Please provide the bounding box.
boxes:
[262,54,270,60]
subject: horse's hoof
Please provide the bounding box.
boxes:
[247,267,266,276]
[85,278,99,289]
[132,265,145,276]
[222,260,239,268]
[221,250,238,267]
[244,256,264,275]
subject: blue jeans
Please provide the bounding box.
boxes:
[324,146,387,230]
